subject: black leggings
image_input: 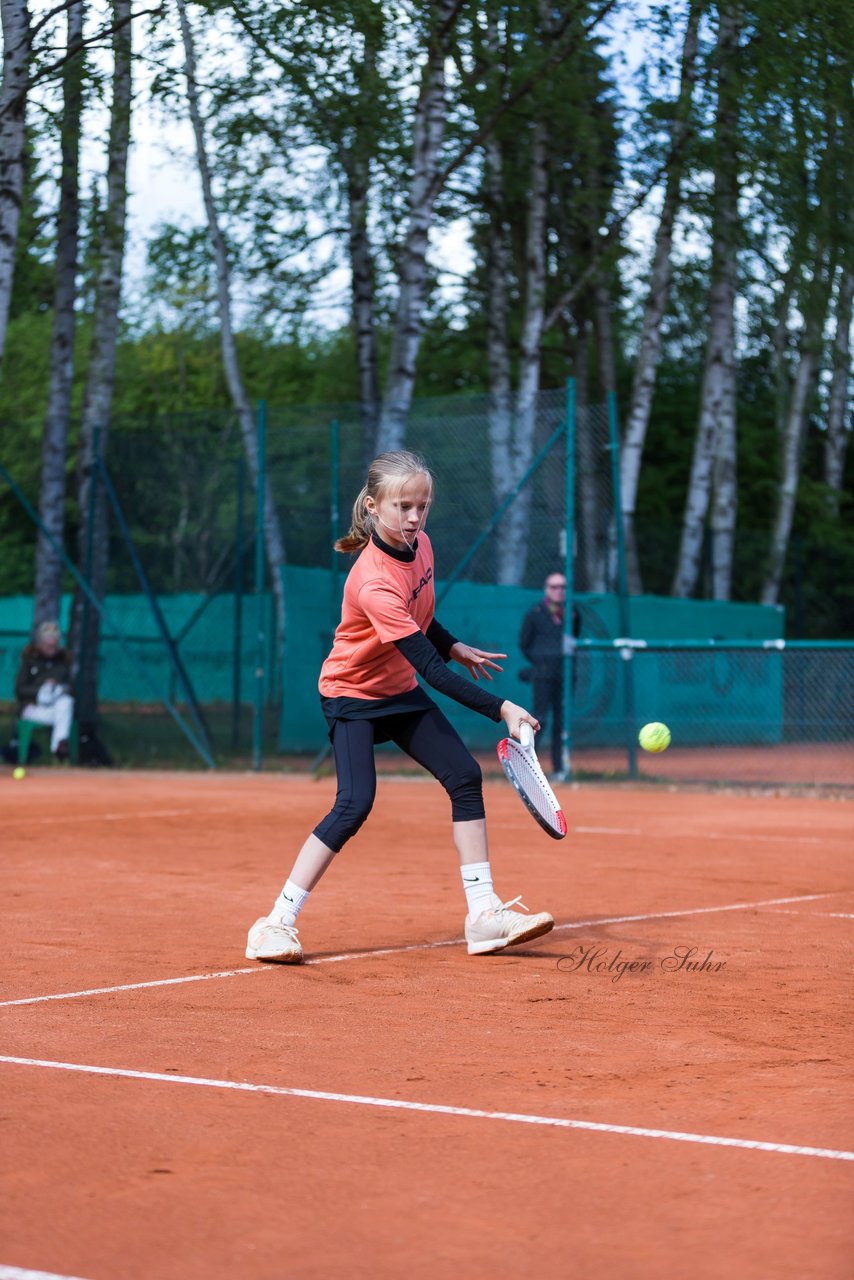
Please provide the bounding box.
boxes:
[313,704,485,853]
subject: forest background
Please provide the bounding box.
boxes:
[0,0,852,679]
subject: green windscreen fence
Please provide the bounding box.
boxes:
[3,582,852,785]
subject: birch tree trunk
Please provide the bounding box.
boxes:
[345,147,380,469]
[177,0,287,653]
[824,265,853,509]
[620,0,701,593]
[760,314,822,605]
[376,0,461,452]
[709,364,737,599]
[575,318,604,591]
[33,0,84,628]
[497,123,549,585]
[484,132,514,526]
[73,0,131,726]
[671,5,740,599]
[596,283,626,592]
[594,282,617,399]
[0,0,30,366]
[72,0,131,725]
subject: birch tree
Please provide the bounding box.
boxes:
[33,0,84,629]
[176,0,287,651]
[378,0,622,454]
[759,273,830,605]
[620,0,702,592]
[671,3,741,599]
[218,0,390,466]
[0,0,31,367]
[467,3,621,584]
[760,117,847,600]
[494,122,549,584]
[376,0,463,452]
[823,60,854,508]
[824,264,853,509]
[73,0,131,727]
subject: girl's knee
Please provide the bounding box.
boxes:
[454,756,482,794]
[446,756,484,821]
[315,785,375,849]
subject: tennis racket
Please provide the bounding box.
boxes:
[497,723,567,840]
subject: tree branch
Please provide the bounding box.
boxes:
[0,4,164,117]
[427,0,621,207]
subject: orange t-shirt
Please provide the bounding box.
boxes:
[318,534,436,700]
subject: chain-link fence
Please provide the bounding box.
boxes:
[1,387,851,781]
[568,640,854,787]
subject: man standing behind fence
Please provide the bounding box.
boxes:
[14,620,75,761]
[519,574,579,781]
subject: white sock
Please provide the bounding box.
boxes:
[460,861,495,918]
[271,879,310,927]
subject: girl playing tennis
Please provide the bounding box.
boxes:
[246,450,554,963]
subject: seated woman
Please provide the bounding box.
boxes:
[15,620,75,760]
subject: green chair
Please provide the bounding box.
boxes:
[17,717,79,765]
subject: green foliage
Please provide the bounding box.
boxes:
[1,0,852,637]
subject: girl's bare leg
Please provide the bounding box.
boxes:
[287,833,338,891]
[453,818,489,866]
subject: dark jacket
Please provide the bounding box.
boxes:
[14,646,73,713]
[519,601,580,675]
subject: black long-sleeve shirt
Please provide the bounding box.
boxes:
[394,629,504,722]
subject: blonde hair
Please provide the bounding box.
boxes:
[335,450,434,554]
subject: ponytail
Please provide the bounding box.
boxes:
[335,485,374,554]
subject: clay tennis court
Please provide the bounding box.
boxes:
[1,766,852,1280]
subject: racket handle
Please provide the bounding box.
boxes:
[519,722,534,748]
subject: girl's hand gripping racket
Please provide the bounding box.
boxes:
[497,722,567,840]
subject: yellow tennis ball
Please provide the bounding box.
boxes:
[12,766,26,780]
[639,722,671,753]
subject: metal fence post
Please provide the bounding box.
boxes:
[330,417,341,629]
[232,453,245,750]
[562,379,576,778]
[76,423,101,710]
[607,390,637,779]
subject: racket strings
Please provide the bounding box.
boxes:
[504,744,562,827]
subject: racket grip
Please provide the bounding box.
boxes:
[519,722,534,748]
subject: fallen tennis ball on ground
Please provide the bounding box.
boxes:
[639,722,671,752]
[12,766,26,779]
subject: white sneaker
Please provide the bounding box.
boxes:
[465,895,554,955]
[245,915,304,964]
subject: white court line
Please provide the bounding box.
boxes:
[0,1268,93,1280]
[765,910,854,919]
[0,968,262,1008]
[0,1267,92,1280]
[0,892,837,1009]
[1,1054,851,1164]
[573,826,833,845]
[551,892,838,934]
[0,894,838,1006]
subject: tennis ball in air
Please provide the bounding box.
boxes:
[639,722,671,753]
[12,766,26,780]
